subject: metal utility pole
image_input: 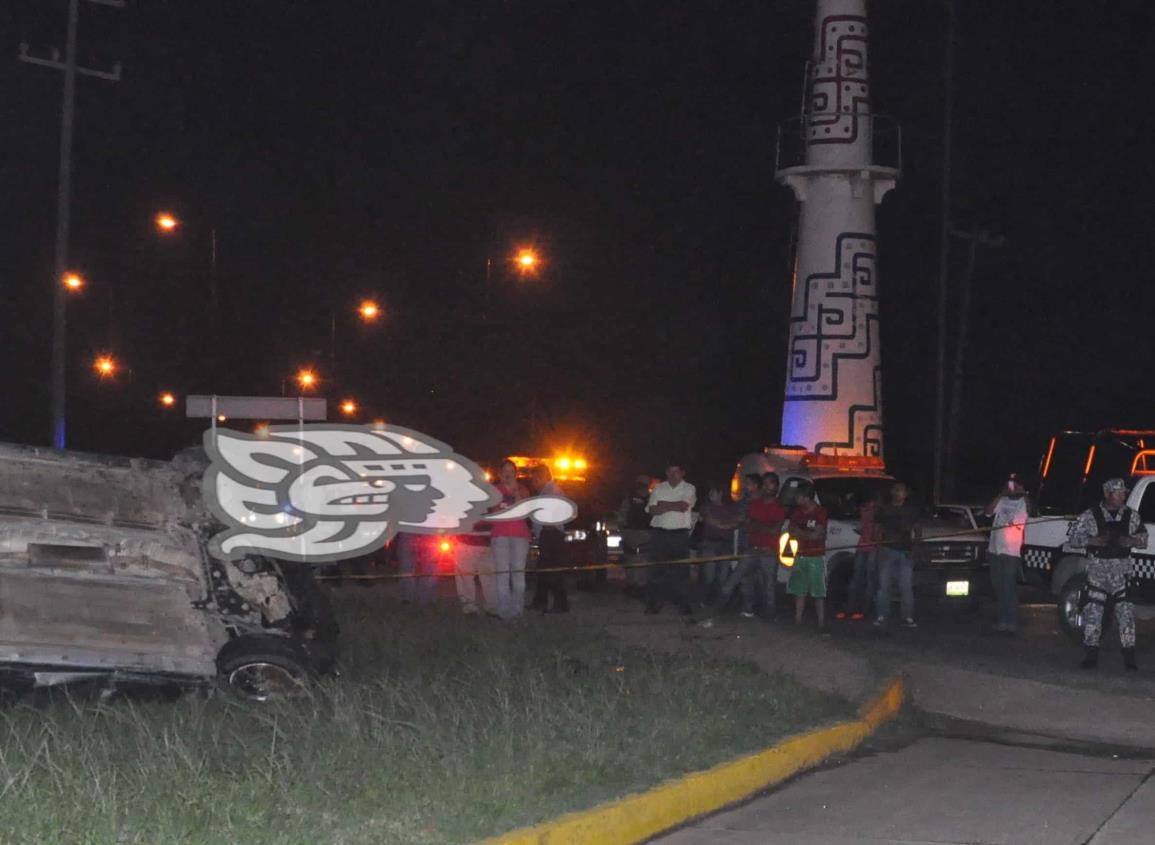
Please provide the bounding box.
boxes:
[18,0,124,450]
[932,0,957,504]
[944,222,1005,496]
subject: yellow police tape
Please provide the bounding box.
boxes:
[315,514,1076,581]
[476,675,904,845]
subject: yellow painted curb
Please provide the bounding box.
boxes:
[478,675,904,845]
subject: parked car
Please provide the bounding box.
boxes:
[0,441,337,701]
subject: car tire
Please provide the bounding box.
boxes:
[217,636,314,702]
[1057,573,1088,643]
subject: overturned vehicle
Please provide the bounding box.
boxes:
[0,442,337,701]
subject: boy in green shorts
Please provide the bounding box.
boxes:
[786,483,830,629]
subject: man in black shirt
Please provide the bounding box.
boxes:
[873,482,922,628]
[617,475,654,599]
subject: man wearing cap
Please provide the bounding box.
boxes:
[1069,478,1148,670]
[983,475,1030,634]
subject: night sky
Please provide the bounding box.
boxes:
[2,0,1152,503]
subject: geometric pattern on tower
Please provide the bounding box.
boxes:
[785,231,878,401]
[808,14,869,146]
[814,364,883,457]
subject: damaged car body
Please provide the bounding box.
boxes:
[0,442,337,701]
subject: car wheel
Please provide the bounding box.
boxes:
[1057,574,1088,643]
[217,636,313,702]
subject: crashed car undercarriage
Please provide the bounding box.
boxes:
[0,441,337,701]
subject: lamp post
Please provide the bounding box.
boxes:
[153,211,218,322]
[329,298,382,367]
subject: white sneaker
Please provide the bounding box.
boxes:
[739,611,756,619]
[873,616,885,627]
[903,618,917,628]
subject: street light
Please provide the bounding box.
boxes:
[158,391,176,408]
[329,297,383,366]
[358,300,381,322]
[62,271,85,292]
[154,211,179,233]
[93,354,117,379]
[152,208,219,340]
[340,399,358,417]
[515,248,540,276]
[296,368,319,391]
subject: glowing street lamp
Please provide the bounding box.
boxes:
[93,355,117,379]
[357,300,381,322]
[154,211,180,233]
[159,391,177,408]
[340,399,358,417]
[296,368,319,391]
[515,248,539,275]
[62,272,85,292]
[152,209,219,347]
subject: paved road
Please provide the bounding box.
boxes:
[827,593,1155,696]
[652,737,1155,845]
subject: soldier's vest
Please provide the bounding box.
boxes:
[1091,506,1134,559]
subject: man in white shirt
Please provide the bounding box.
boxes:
[644,463,697,615]
[984,476,1029,634]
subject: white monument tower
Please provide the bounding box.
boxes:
[776,0,899,461]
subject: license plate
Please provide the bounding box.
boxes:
[945,580,969,597]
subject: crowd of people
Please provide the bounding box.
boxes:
[393,458,1148,666]
[395,459,571,619]
[621,466,920,630]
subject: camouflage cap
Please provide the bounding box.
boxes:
[1102,478,1128,495]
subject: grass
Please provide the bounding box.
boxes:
[0,588,849,845]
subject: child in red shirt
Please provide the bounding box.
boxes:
[785,483,830,628]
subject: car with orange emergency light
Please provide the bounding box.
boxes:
[1020,429,1155,640]
[432,454,610,588]
[502,455,609,578]
[733,447,987,611]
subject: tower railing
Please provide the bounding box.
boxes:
[775,113,902,176]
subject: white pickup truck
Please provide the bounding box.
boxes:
[1020,430,1155,640]
[733,448,986,608]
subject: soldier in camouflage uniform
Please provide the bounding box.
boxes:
[1069,478,1148,670]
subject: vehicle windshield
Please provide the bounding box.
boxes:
[812,477,893,520]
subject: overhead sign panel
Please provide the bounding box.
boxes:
[186,395,327,421]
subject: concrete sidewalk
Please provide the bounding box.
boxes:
[575,596,1155,749]
[652,737,1155,845]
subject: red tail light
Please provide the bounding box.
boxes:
[436,538,455,573]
